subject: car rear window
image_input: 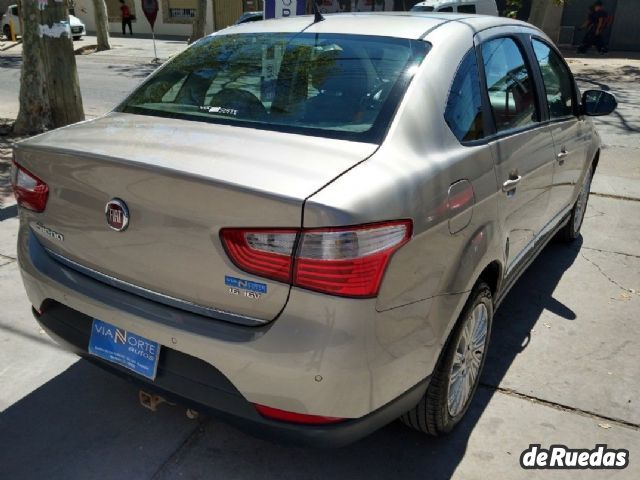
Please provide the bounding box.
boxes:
[119,33,429,143]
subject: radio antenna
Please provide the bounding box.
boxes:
[312,2,325,23]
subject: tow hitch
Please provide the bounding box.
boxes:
[138,390,199,420]
[138,390,168,412]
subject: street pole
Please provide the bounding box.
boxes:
[151,28,159,63]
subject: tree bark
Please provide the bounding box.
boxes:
[93,0,111,51]
[13,0,51,135]
[40,0,85,128]
[190,0,207,44]
[528,0,564,42]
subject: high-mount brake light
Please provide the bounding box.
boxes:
[221,220,412,298]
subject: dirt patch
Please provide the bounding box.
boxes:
[0,119,27,210]
[74,45,98,56]
[565,55,640,83]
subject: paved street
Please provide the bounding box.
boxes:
[0,41,639,479]
[0,36,187,119]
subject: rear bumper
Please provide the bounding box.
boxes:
[36,302,428,447]
[18,221,442,443]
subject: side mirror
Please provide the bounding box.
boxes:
[581,90,617,116]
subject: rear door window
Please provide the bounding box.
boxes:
[445,48,484,142]
[120,33,429,143]
[481,37,539,133]
[531,39,575,119]
[438,6,454,12]
[457,5,477,13]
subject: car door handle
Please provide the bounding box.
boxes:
[502,176,522,194]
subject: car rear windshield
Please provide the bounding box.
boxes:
[119,33,430,143]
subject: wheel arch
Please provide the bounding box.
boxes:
[477,260,503,303]
[591,148,601,173]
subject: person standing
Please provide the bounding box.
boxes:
[578,1,609,54]
[120,0,133,36]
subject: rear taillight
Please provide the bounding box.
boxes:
[221,220,411,298]
[220,228,297,283]
[11,161,49,212]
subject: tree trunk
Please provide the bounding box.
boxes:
[13,0,51,135]
[528,0,564,42]
[40,0,85,128]
[93,0,111,51]
[190,0,207,44]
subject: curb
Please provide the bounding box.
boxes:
[0,40,21,51]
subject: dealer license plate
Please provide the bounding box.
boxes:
[88,319,160,380]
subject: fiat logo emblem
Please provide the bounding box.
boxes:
[105,198,129,232]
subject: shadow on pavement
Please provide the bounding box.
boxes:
[107,63,160,78]
[481,239,580,388]
[0,240,581,479]
[0,361,198,480]
[573,66,640,135]
[0,55,21,69]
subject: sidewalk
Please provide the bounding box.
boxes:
[0,120,20,212]
[0,34,188,62]
[564,54,640,201]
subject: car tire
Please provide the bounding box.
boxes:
[3,25,11,40]
[400,282,493,435]
[73,36,81,41]
[558,166,593,243]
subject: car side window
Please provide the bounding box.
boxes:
[481,37,539,133]
[445,48,484,142]
[531,39,575,119]
[438,7,453,12]
[457,5,477,13]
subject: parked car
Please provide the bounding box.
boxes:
[411,0,498,15]
[13,13,615,446]
[2,4,86,40]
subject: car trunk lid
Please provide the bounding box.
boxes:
[15,113,377,323]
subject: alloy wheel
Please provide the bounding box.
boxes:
[573,171,592,233]
[447,303,488,418]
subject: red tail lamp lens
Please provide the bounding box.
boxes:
[221,221,412,298]
[11,161,49,212]
[220,229,297,283]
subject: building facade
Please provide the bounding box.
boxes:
[7,0,638,50]
[495,0,640,51]
[73,0,250,37]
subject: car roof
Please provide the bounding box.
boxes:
[219,12,532,41]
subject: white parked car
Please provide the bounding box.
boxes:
[411,0,498,15]
[2,4,86,40]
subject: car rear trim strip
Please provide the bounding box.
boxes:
[44,247,267,327]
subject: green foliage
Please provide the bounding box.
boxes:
[504,0,567,19]
[504,0,522,18]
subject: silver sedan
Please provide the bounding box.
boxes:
[12,12,616,446]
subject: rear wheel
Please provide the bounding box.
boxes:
[400,282,492,435]
[3,25,11,40]
[558,166,593,242]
